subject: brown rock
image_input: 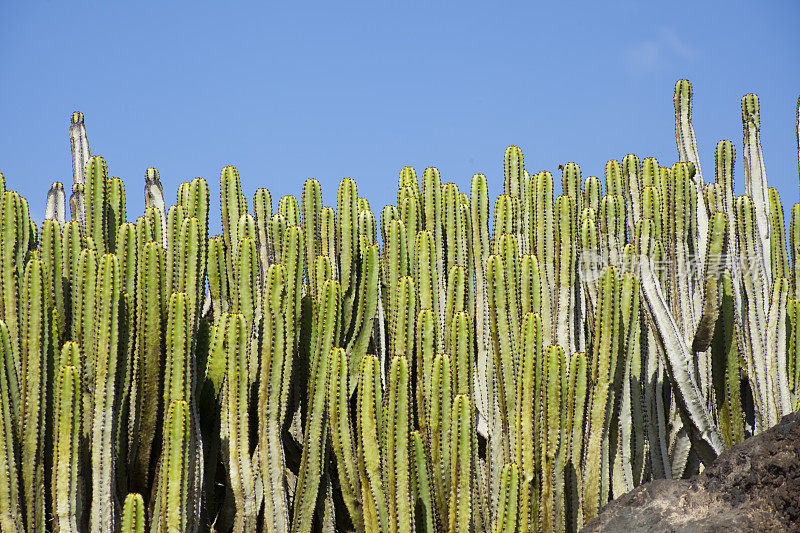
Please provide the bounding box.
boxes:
[582,410,800,532]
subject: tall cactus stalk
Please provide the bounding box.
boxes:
[90,254,121,533]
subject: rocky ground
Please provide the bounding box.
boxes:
[582,411,800,532]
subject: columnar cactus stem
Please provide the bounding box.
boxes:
[674,80,709,262]
[711,270,745,446]
[385,355,413,533]
[410,429,436,532]
[639,258,725,463]
[293,279,340,532]
[487,254,517,462]
[327,347,363,531]
[90,254,121,533]
[742,94,772,297]
[428,352,452,524]
[20,258,47,532]
[222,314,257,532]
[46,182,67,228]
[338,178,359,320]
[144,169,167,249]
[302,179,321,297]
[52,364,81,533]
[69,112,90,227]
[493,462,519,533]
[422,167,445,330]
[156,400,191,533]
[0,192,24,382]
[120,494,145,533]
[345,241,379,391]
[258,265,292,533]
[84,156,108,255]
[470,173,493,429]
[129,240,165,497]
[582,267,618,522]
[0,320,22,532]
[514,312,541,532]
[106,176,126,254]
[357,353,389,533]
[767,188,789,283]
[448,394,473,533]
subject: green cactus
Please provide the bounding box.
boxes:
[129,240,165,497]
[0,320,22,532]
[327,347,363,530]
[293,279,340,532]
[0,85,798,533]
[357,353,389,533]
[493,462,520,533]
[52,364,81,533]
[385,355,413,533]
[155,399,191,533]
[20,258,47,532]
[120,494,145,533]
[222,313,257,532]
[90,254,122,533]
[448,394,473,533]
[259,265,292,532]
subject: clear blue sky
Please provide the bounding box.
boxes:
[1,1,798,235]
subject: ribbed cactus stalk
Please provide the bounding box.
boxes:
[144,169,167,248]
[46,181,67,228]
[84,156,109,255]
[129,240,165,497]
[410,429,436,532]
[259,265,292,533]
[742,93,772,292]
[385,355,413,533]
[357,353,389,533]
[582,267,619,522]
[293,279,340,532]
[155,400,191,533]
[69,112,90,228]
[514,311,540,532]
[89,254,121,533]
[221,313,256,532]
[0,320,22,532]
[448,394,473,533]
[327,347,363,530]
[674,80,709,259]
[120,494,145,533]
[487,253,517,463]
[20,258,47,532]
[1,191,26,375]
[493,462,520,533]
[52,364,81,533]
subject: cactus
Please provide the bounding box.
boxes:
[120,494,146,533]
[89,254,122,533]
[259,265,292,532]
[52,364,81,533]
[221,313,257,532]
[0,321,22,532]
[0,84,797,531]
[155,400,191,533]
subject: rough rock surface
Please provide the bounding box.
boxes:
[582,410,800,532]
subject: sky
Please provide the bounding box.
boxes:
[1,1,799,236]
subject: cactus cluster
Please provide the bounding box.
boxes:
[0,80,798,532]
